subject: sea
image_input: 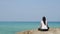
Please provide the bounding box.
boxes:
[0,21,60,34]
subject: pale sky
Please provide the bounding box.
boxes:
[0,0,60,21]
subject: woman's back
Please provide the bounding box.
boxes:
[38,16,49,31]
[41,20,48,29]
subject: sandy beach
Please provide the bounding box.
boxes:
[17,28,60,34]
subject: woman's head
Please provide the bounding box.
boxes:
[42,16,46,25]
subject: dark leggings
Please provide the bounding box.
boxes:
[38,27,49,31]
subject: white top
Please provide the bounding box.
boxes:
[40,20,48,29]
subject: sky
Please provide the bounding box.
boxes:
[0,0,60,21]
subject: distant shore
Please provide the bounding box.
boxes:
[17,28,60,34]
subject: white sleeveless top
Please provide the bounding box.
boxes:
[40,20,48,29]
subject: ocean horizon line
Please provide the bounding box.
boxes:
[0,21,60,22]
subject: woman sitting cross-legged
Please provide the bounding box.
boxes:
[38,16,49,31]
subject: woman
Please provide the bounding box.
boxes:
[38,16,49,31]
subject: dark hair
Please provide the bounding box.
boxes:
[42,16,46,25]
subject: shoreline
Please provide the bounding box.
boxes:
[16,28,60,34]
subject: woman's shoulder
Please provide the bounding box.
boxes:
[41,20,44,23]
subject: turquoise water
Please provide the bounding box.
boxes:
[0,21,60,34]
